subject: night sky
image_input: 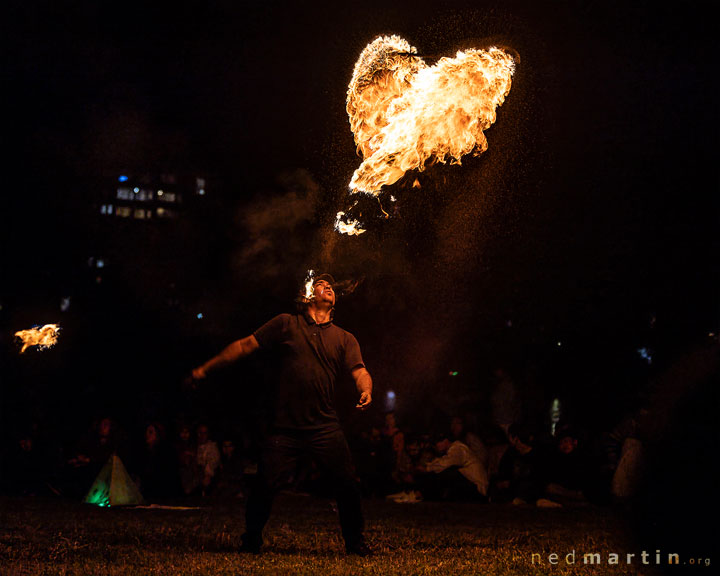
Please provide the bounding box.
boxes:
[2,0,718,442]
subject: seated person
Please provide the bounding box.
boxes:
[419,433,489,501]
[492,422,555,506]
[545,425,594,503]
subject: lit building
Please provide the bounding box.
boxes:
[97,172,209,221]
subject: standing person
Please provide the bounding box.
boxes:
[189,273,373,556]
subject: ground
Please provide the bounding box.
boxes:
[0,494,667,575]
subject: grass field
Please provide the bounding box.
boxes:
[0,494,670,575]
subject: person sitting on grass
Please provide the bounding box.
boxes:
[417,433,489,502]
[386,435,435,503]
[491,422,559,507]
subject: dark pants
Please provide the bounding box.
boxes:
[244,427,365,548]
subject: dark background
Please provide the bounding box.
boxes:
[1,0,718,559]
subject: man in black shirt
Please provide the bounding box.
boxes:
[190,274,373,556]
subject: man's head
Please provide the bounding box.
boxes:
[297,273,336,313]
[311,274,336,307]
[434,434,452,455]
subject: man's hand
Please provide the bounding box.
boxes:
[183,367,206,392]
[355,391,372,410]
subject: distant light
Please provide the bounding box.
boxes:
[390,195,396,202]
[385,389,397,411]
[557,341,562,347]
[157,190,164,196]
[96,259,105,268]
[133,187,140,193]
[198,188,205,196]
[550,398,562,436]
[637,347,653,364]
[196,313,203,320]
[60,297,71,312]
[118,175,129,182]
[449,371,459,376]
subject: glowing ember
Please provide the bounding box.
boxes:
[345,34,515,196]
[334,211,366,236]
[15,324,61,353]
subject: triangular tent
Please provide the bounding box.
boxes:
[83,453,145,507]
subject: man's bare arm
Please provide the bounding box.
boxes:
[192,335,260,380]
[352,366,373,410]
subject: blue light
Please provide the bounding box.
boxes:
[118,175,129,182]
[637,347,653,364]
[196,313,203,320]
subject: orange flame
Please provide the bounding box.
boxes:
[346,35,515,196]
[15,324,61,353]
[303,269,316,300]
[334,211,366,236]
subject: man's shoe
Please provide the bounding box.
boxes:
[346,542,373,557]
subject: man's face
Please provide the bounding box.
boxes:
[313,280,335,306]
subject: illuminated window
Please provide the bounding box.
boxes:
[156,207,177,219]
[133,208,152,219]
[117,187,132,200]
[116,206,132,218]
[196,177,206,196]
[159,192,177,203]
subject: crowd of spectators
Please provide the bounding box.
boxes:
[0,400,639,508]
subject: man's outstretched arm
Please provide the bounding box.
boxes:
[192,334,260,380]
[352,366,373,410]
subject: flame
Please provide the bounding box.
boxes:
[303,269,315,300]
[15,324,61,353]
[334,211,366,236]
[346,35,515,196]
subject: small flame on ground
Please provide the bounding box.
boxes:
[343,34,515,205]
[334,211,366,236]
[15,324,61,353]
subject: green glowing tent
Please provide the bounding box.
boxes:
[83,453,144,507]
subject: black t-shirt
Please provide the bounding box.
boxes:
[253,312,365,430]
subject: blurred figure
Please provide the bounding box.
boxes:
[134,422,180,501]
[2,429,49,496]
[215,437,246,500]
[490,367,522,435]
[352,426,386,498]
[196,423,221,497]
[65,416,127,498]
[174,423,199,496]
[382,411,405,458]
[379,411,404,495]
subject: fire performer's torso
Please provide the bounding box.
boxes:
[253,312,365,431]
